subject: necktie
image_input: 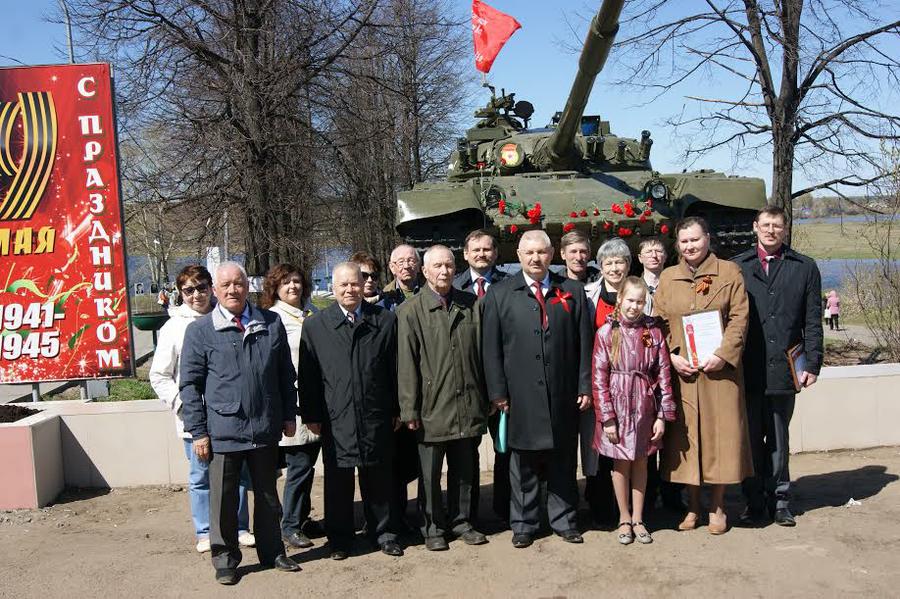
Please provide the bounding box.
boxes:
[476,277,486,298]
[764,256,774,275]
[532,281,548,330]
[347,311,356,325]
[232,316,245,332]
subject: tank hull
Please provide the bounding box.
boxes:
[396,168,765,263]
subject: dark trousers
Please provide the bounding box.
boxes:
[743,392,796,511]
[646,454,684,510]
[280,442,321,536]
[209,445,285,571]
[509,446,578,535]
[584,456,616,524]
[391,427,421,527]
[475,411,510,522]
[419,437,479,538]
[324,460,396,549]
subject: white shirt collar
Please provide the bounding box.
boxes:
[338,303,362,320]
[470,268,492,284]
[217,301,249,324]
[522,271,550,293]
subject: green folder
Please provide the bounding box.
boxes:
[494,410,508,454]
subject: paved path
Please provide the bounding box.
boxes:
[823,322,883,347]
[0,328,156,404]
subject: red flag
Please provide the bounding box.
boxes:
[472,0,521,74]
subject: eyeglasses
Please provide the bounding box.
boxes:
[392,259,417,267]
[181,284,210,296]
[361,272,378,280]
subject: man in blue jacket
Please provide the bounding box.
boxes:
[734,206,823,527]
[180,261,301,584]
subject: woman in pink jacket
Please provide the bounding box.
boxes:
[592,276,676,545]
[826,290,841,330]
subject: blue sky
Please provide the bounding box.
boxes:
[3,0,897,196]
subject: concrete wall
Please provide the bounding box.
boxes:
[789,363,900,453]
[0,411,64,510]
[2,363,899,508]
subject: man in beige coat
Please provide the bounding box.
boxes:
[653,217,753,534]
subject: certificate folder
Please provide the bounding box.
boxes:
[786,342,807,392]
[682,310,724,368]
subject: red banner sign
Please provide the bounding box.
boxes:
[0,63,133,383]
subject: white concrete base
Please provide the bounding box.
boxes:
[2,363,898,507]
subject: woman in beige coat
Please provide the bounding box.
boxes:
[654,216,753,534]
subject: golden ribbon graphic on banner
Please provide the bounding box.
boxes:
[0,91,58,221]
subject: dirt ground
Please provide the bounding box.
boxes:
[1,447,899,599]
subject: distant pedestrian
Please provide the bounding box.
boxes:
[826,290,840,330]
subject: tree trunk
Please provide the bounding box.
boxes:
[771,128,796,240]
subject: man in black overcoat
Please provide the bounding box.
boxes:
[482,230,593,548]
[734,206,823,527]
[299,262,403,559]
[452,229,509,524]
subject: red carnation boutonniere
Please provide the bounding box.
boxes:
[696,275,713,295]
[549,288,573,313]
[641,328,653,348]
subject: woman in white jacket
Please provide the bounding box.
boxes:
[149,265,254,553]
[260,263,320,550]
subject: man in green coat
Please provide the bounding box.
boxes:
[397,244,490,551]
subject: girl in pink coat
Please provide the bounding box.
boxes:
[592,276,675,545]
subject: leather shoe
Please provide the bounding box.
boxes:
[773,507,797,527]
[330,548,349,561]
[215,568,239,585]
[380,540,404,557]
[557,529,583,544]
[273,555,301,572]
[459,530,488,546]
[737,506,769,528]
[511,533,533,548]
[283,531,314,549]
[425,536,449,551]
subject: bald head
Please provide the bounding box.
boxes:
[389,244,420,288]
[518,230,551,250]
[332,262,363,311]
[422,244,455,296]
[517,230,553,280]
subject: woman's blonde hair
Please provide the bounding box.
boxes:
[610,276,650,366]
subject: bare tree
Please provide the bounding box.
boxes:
[65,0,377,274]
[601,0,900,230]
[322,0,472,265]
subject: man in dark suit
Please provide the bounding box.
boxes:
[452,229,509,524]
[180,262,300,585]
[734,206,823,527]
[482,230,593,548]
[453,229,508,297]
[299,262,403,559]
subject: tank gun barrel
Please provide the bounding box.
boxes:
[544,0,625,165]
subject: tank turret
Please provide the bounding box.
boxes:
[532,0,624,170]
[396,0,767,263]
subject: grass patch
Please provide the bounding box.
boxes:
[792,221,900,259]
[310,296,335,310]
[98,379,158,402]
